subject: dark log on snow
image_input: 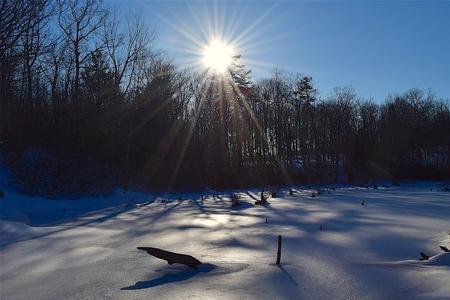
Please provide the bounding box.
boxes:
[137,247,202,268]
[439,246,449,252]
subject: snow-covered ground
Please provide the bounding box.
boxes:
[1,172,450,299]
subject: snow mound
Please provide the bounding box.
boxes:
[0,220,38,245]
[0,220,32,233]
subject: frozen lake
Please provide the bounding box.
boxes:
[1,184,449,299]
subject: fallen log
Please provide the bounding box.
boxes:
[440,246,449,252]
[137,247,202,268]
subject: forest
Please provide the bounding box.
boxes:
[1,0,449,195]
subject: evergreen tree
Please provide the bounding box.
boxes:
[82,49,118,111]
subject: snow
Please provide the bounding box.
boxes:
[423,252,450,266]
[1,175,450,299]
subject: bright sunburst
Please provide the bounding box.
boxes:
[202,39,234,74]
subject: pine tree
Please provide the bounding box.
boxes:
[82,49,118,111]
[228,55,253,185]
[293,76,317,179]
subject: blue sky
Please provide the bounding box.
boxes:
[107,1,450,102]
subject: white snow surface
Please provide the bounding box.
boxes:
[1,177,450,299]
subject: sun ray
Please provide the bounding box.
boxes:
[150,1,292,186]
[151,1,282,77]
[187,3,212,43]
[168,72,213,190]
[236,29,300,55]
[225,74,294,184]
[153,12,206,49]
[231,2,279,50]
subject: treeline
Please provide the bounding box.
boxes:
[1,0,449,195]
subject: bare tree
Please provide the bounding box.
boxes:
[103,13,155,97]
[57,0,107,104]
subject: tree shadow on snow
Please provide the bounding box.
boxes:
[121,263,216,290]
[278,264,299,286]
[230,201,254,211]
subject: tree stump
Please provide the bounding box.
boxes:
[255,192,270,205]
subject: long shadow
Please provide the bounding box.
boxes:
[230,201,254,211]
[121,263,216,290]
[0,205,134,247]
[190,197,206,214]
[278,264,299,286]
[147,201,183,225]
[1,195,173,247]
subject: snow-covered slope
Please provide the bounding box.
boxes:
[1,180,449,299]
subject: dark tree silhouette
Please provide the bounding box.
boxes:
[1,0,449,195]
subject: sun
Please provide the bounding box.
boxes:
[202,39,234,74]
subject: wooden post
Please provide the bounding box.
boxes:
[276,235,282,265]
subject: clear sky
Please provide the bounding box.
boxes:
[107,1,450,102]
